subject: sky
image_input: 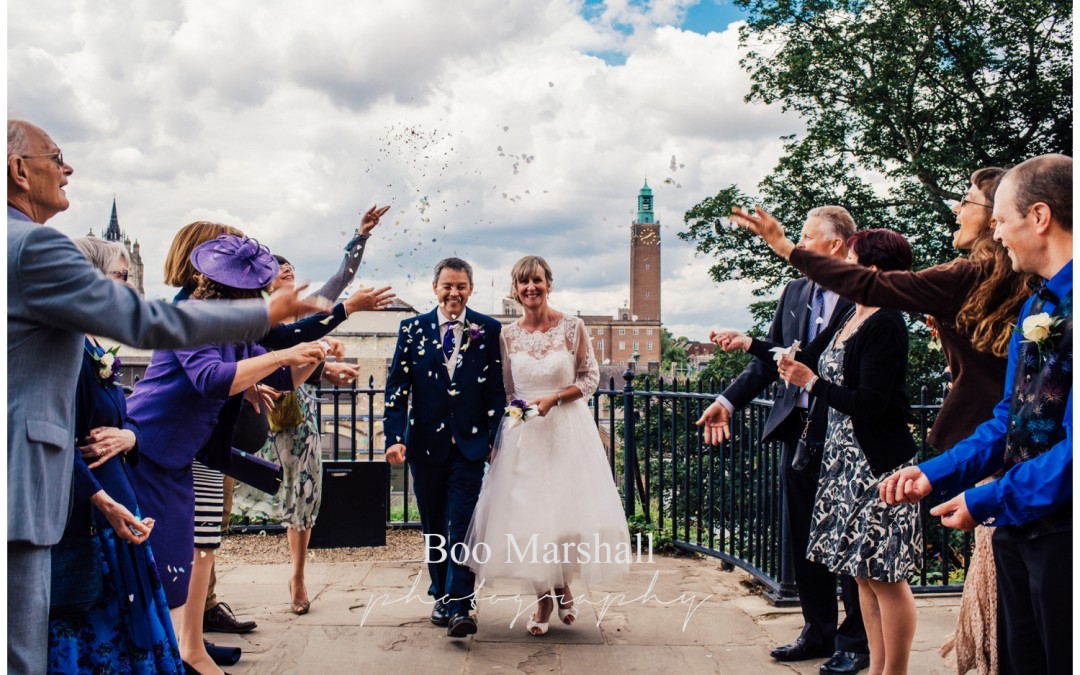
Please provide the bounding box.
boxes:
[8,0,802,340]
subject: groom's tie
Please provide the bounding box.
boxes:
[442,321,459,360]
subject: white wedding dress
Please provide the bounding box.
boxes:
[465,314,631,592]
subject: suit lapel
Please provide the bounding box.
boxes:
[793,280,815,343]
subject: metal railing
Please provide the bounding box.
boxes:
[303,371,969,599]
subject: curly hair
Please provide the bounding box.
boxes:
[190,274,263,301]
[955,168,1035,358]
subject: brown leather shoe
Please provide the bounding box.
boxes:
[203,602,257,634]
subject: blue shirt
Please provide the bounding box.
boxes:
[920,260,1073,526]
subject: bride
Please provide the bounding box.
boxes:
[465,255,630,636]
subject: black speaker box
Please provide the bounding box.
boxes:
[309,461,388,548]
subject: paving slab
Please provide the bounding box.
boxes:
[213,557,963,674]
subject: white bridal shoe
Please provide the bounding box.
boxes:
[527,615,550,636]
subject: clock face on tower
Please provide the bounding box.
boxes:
[639,229,658,244]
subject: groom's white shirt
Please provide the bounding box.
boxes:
[437,307,465,378]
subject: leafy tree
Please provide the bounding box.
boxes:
[660,328,689,375]
[680,0,1072,305]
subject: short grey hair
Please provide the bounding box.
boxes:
[806,205,857,241]
[8,120,32,162]
[73,237,129,276]
[432,257,474,286]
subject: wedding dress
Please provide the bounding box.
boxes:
[465,314,631,592]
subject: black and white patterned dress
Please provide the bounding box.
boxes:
[805,337,921,583]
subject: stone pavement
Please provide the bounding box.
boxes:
[214,557,962,674]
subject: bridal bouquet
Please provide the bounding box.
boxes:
[503,399,539,429]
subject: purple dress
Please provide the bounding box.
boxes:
[127,338,291,608]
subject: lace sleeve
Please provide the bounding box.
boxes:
[570,318,599,398]
[501,327,516,403]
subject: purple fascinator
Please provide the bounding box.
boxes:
[190,234,279,289]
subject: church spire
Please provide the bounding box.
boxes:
[104,197,122,241]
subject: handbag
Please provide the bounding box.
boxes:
[49,527,103,617]
[225,447,283,494]
[791,400,824,471]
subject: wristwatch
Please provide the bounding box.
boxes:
[803,375,819,393]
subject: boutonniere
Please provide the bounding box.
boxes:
[460,322,485,352]
[87,344,122,385]
[1014,311,1063,364]
[503,399,539,429]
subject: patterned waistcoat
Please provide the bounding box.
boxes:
[1003,289,1072,538]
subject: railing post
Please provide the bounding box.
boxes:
[622,364,636,518]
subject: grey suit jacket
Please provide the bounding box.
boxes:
[7,207,271,545]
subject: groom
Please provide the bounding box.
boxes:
[385,257,505,637]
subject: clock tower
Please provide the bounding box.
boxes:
[629,180,660,322]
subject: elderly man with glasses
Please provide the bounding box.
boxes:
[6,119,321,673]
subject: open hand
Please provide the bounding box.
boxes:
[729,206,795,259]
[268,283,332,324]
[323,361,360,386]
[359,204,391,236]
[345,285,396,314]
[695,401,731,445]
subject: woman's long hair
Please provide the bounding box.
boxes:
[955,167,1035,358]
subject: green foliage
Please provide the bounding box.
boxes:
[680,0,1071,299]
[660,327,689,374]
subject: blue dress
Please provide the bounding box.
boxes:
[47,339,183,674]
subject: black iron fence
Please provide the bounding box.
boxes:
[310,370,970,600]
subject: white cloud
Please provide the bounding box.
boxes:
[10,0,794,335]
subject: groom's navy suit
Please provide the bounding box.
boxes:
[384,306,505,616]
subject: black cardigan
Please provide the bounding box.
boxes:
[750,308,916,475]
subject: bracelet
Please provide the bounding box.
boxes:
[555,392,563,406]
[804,375,818,393]
[272,351,282,367]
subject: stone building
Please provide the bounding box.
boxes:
[88,198,145,294]
[493,181,664,372]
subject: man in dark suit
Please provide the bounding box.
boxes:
[697,206,870,675]
[6,119,317,673]
[384,257,505,638]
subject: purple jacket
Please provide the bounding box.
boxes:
[127,341,292,470]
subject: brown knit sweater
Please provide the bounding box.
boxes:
[789,249,1006,452]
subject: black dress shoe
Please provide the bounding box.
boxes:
[446,614,477,638]
[770,637,834,661]
[820,650,870,674]
[430,599,450,627]
[203,602,257,634]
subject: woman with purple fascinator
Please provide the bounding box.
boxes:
[126,234,328,675]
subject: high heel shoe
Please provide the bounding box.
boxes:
[558,602,577,625]
[288,580,310,615]
[526,615,550,636]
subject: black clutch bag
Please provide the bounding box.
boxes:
[50,528,103,617]
[225,448,282,494]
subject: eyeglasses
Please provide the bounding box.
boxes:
[109,270,129,282]
[20,151,64,168]
[959,197,993,209]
